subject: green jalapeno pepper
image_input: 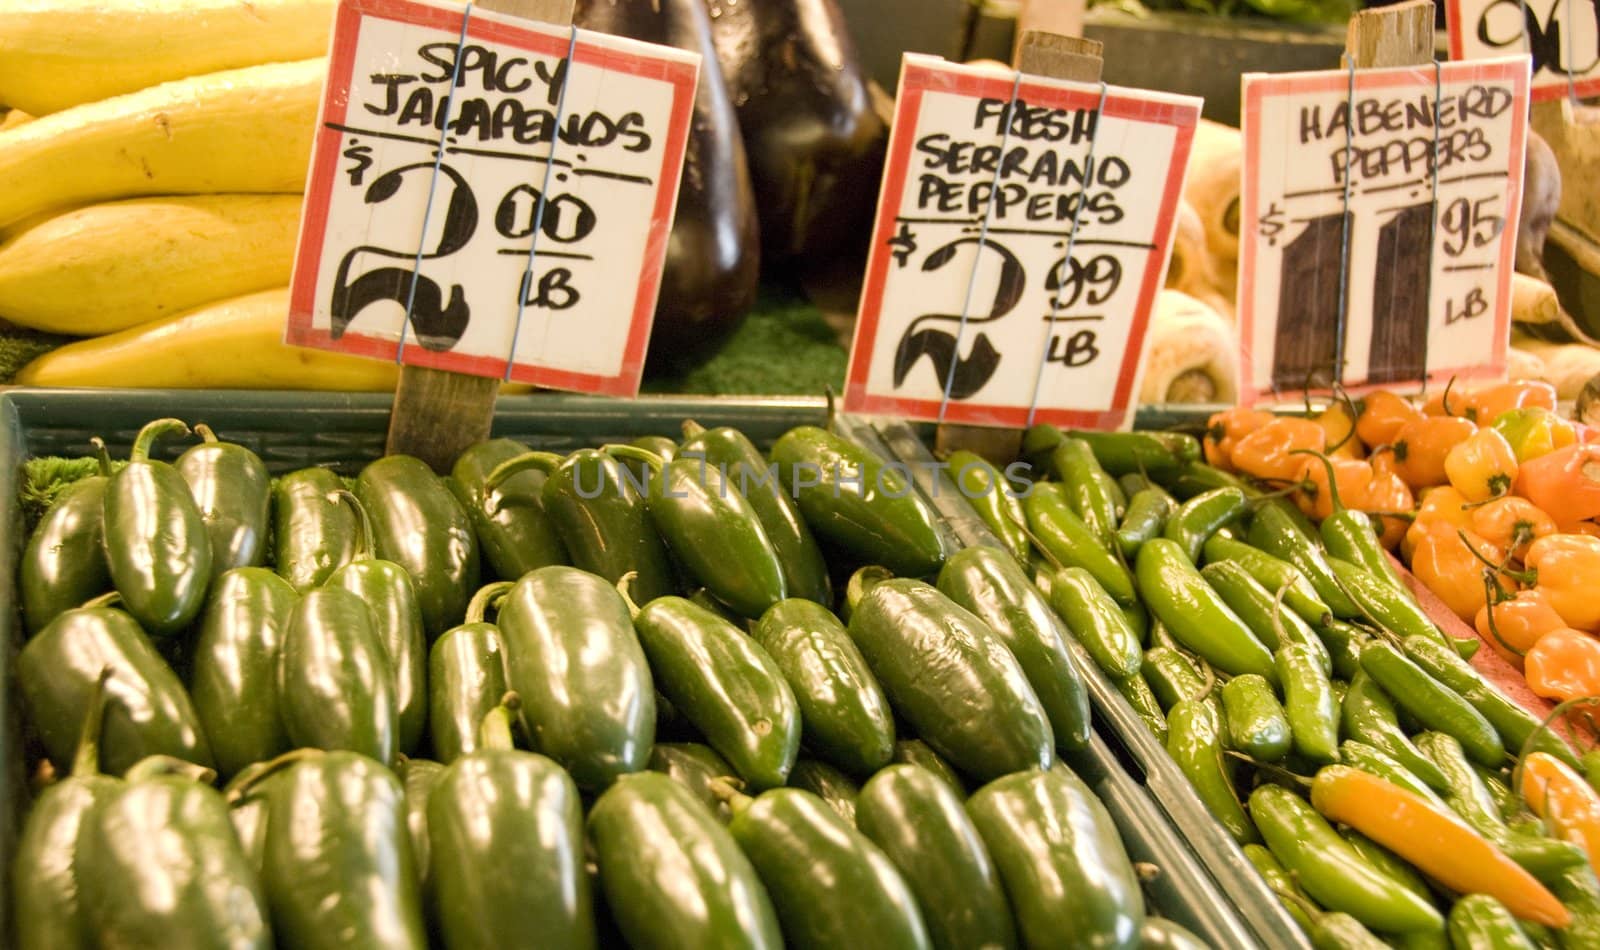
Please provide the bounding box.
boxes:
[1295,450,1406,587]
[1138,539,1278,683]
[1115,485,1177,560]
[102,418,212,636]
[355,453,480,637]
[1339,740,1445,805]
[785,759,861,826]
[20,595,212,775]
[1337,828,1433,905]
[1203,560,1333,673]
[1065,428,1202,478]
[606,443,787,619]
[1201,534,1333,626]
[487,449,675,603]
[1113,671,1170,743]
[190,567,296,777]
[621,435,679,485]
[1278,645,1341,764]
[1328,558,1472,659]
[1248,502,1362,620]
[1168,697,1257,844]
[1164,487,1249,563]
[892,739,969,797]
[277,586,398,765]
[1024,484,1137,605]
[1140,919,1210,950]
[1243,843,1316,932]
[1402,635,1577,767]
[22,439,112,636]
[449,437,568,581]
[498,566,656,790]
[1308,912,1391,950]
[176,423,270,571]
[1473,762,1526,822]
[1144,646,1209,712]
[1047,438,1123,543]
[1049,566,1144,679]
[272,466,358,592]
[1359,640,1503,767]
[850,579,1054,782]
[399,756,445,884]
[650,742,740,823]
[771,425,948,577]
[682,420,831,604]
[1341,673,1451,792]
[426,700,595,950]
[945,449,1030,565]
[938,546,1092,752]
[428,583,512,765]
[1157,461,1260,501]
[1449,895,1538,950]
[753,599,896,777]
[1548,865,1600,948]
[1222,673,1293,762]
[1318,617,1375,681]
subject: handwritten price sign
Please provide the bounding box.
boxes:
[843,55,1200,430]
[1239,56,1530,404]
[1447,0,1599,100]
[286,0,697,396]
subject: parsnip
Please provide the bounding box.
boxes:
[1139,289,1238,405]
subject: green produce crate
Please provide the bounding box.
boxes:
[2,388,1251,945]
[861,416,1312,950]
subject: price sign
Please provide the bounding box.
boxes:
[1446,0,1600,100]
[286,0,698,396]
[1238,56,1530,404]
[843,54,1200,430]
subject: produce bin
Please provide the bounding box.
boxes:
[4,388,1256,946]
[857,416,1314,950]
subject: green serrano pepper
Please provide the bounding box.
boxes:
[1403,635,1578,767]
[428,583,511,765]
[449,437,568,581]
[682,420,832,604]
[1247,502,1362,620]
[1297,451,1406,592]
[1049,566,1143,680]
[1163,487,1249,563]
[1449,895,1538,950]
[1243,843,1316,932]
[1249,783,1443,934]
[786,759,861,826]
[1138,539,1277,683]
[1328,558,1469,658]
[190,567,296,777]
[946,449,1030,565]
[102,418,212,636]
[1115,486,1176,560]
[1115,673,1170,743]
[1279,644,1341,763]
[1066,428,1201,478]
[1359,640,1503,767]
[939,547,1092,751]
[426,701,594,950]
[499,566,656,789]
[1024,484,1137,605]
[1339,740,1445,805]
[1201,534,1332,626]
[1318,617,1375,681]
[1341,673,1451,792]
[1168,697,1257,844]
[753,599,895,777]
[21,440,111,636]
[176,423,270,570]
[1143,646,1208,712]
[272,466,357,592]
[1047,438,1123,543]
[1222,673,1293,762]
[1203,560,1332,673]
[650,742,739,823]
[1140,919,1210,950]
[1337,828,1433,905]
[1157,461,1260,501]
[771,426,947,577]
[277,587,398,765]
[354,453,480,637]
[1307,912,1391,950]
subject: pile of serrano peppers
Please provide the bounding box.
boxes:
[993,423,1600,949]
[12,416,1217,950]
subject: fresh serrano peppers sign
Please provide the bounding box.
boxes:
[1239,56,1531,404]
[843,55,1201,430]
[1446,0,1600,100]
[286,0,698,396]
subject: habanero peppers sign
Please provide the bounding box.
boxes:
[286,0,698,396]
[1447,0,1600,100]
[843,55,1201,430]
[1238,56,1530,405]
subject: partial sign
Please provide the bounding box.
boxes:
[286,0,698,396]
[1447,0,1600,101]
[843,55,1201,430]
[1238,56,1530,404]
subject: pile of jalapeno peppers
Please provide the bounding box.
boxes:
[987,423,1600,949]
[13,417,1215,950]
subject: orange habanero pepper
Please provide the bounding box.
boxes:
[1203,407,1276,470]
[1294,454,1376,522]
[1423,380,1472,418]
[1231,417,1325,484]
[1492,407,1579,463]
[1409,523,1505,622]
[1525,628,1600,703]
[1393,415,1478,490]
[1470,497,1556,562]
[1520,752,1600,871]
[1356,389,1424,449]
[1516,443,1600,529]
[1525,534,1600,631]
[1467,380,1558,425]
[1477,586,1566,669]
[1403,485,1472,561]
[1445,428,1519,503]
[1364,452,1414,550]
[1314,399,1363,460]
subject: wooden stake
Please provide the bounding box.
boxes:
[933,31,1103,467]
[1344,0,1432,69]
[385,0,575,472]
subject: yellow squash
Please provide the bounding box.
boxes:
[0,0,334,115]
[15,287,401,391]
[0,194,302,334]
[0,58,322,229]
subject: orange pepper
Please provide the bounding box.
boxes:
[1203,407,1275,470]
[1310,766,1571,928]
[1393,416,1478,489]
[1467,380,1558,425]
[1364,454,1414,550]
[1409,524,1505,622]
[1525,628,1600,703]
[1423,381,1472,418]
[1515,443,1600,527]
[1403,485,1472,561]
[1294,454,1375,521]
[1314,400,1363,460]
[1357,390,1424,449]
[1493,407,1580,463]
[1444,428,1519,503]
[1470,497,1556,561]
[1525,534,1600,631]
[1520,752,1600,871]
[1476,587,1565,669]
[1231,417,1325,484]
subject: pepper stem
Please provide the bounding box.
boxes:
[193,423,220,445]
[1479,574,1526,659]
[1515,696,1600,784]
[1007,506,1064,573]
[81,591,121,610]
[1225,749,1314,788]
[90,437,113,478]
[845,566,894,618]
[129,418,189,463]
[1456,528,1537,584]
[124,755,217,785]
[601,444,665,475]
[483,451,563,499]
[466,581,515,624]
[1440,375,1459,418]
[707,777,753,817]
[1270,580,1294,656]
[681,419,707,440]
[616,572,642,619]
[479,692,521,751]
[1289,449,1346,514]
[327,489,376,561]
[224,749,325,803]
[69,667,113,777]
[1324,382,1361,454]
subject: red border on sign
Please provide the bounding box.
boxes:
[1444,0,1600,101]
[842,59,1199,430]
[1237,57,1530,406]
[284,0,697,397]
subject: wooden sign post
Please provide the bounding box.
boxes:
[285,0,700,472]
[1237,0,1531,403]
